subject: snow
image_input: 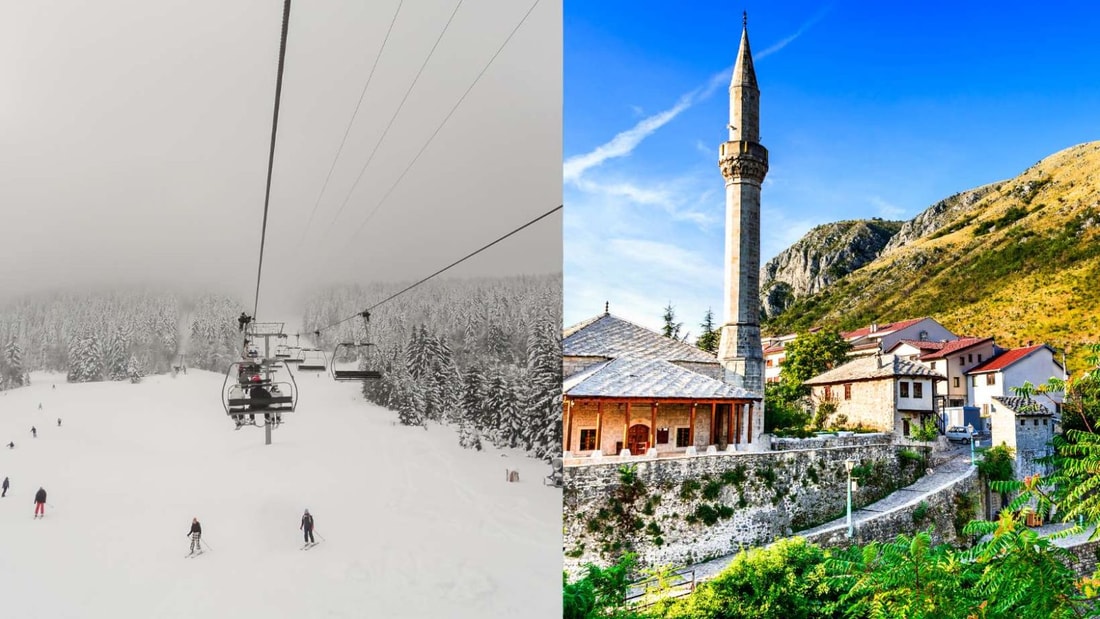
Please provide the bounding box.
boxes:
[0,371,561,618]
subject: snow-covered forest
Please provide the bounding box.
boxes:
[0,276,563,461]
[302,274,562,461]
[0,290,244,387]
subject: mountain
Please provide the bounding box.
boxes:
[762,141,1100,373]
[759,219,904,319]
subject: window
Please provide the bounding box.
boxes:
[1020,419,1025,426]
[824,385,833,400]
[968,354,973,363]
[900,381,910,398]
[959,357,965,365]
[656,428,670,444]
[978,354,983,362]
[766,359,773,367]
[953,377,960,388]
[930,361,937,370]
[580,429,597,451]
[914,382,923,398]
[1034,419,1039,426]
[919,330,929,341]
[844,383,852,400]
[972,375,978,387]
[675,427,691,447]
[986,374,996,386]
[1043,418,1048,426]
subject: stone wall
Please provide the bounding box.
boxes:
[563,441,924,572]
[1064,539,1100,577]
[803,467,979,548]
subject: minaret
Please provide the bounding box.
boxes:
[717,12,767,395]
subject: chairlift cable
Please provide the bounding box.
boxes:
[318,0,465,245]
[312,202,561,335]
[252,0,294,320]
[326,0,541,265]
[295,0,404,253]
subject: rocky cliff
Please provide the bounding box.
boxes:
[759,219,903,318]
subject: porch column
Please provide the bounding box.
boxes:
[624,401,631,452]
[650,402,657,448]
[595,400,603,452]
[564,398,573,452]
[727,404,733,445]
[710,403,717,445]
[747,401,753,444]
[689,403,696,447]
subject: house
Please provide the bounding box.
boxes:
[988,395,1055,480]
[916,337,1000,409]
[967,344,1065,415]
[562,312,761,457]
[803,354,945,437]
[763,317,956,378]
[840,317,956,358]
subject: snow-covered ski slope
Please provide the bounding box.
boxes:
[0,371,561,618]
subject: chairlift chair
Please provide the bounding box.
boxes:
[296,348,327,371]
[221,360,298,427]
[284,346,303,364]
[331,311,382,381]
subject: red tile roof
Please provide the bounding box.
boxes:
[763,343,785,355]
[841,317,927,341]
[967,344,1048,374]
[889,339,947,353]
[919,337,994,361]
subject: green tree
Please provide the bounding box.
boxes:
[976,443,1015,519]
[779,329,851,394]
[827,530,970,619]
[563,554,642,619]
[696,308,719,354]
[650,537,841,619]
[661,303,685,341]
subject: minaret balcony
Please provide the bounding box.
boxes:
[719,140,768,162]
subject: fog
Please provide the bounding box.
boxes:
[0,0,562,320]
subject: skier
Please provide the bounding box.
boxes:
[30,426,36,438]
[300,509,315,545]
[2,476,8,498]
[187,517,202,554]
[6,442,13,449]
[33,487,46,518]
[57,418,61,427]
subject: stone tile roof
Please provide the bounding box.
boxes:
[919,337,994,361]
[991,396,1053,416]
[888,339,947,354]
[803,354,945,386]
[968,344,1051,374]
[563,357,757,400]
[562,313,719,364]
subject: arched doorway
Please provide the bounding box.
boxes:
[627,424,649,455]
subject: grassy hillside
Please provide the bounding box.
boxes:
[763,141,1100,374]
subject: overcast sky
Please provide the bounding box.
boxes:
[0,0,561,320]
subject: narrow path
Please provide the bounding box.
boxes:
[687,446,977,583]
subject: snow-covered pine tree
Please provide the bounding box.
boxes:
[3,336,27,388]
[127,353,144,383]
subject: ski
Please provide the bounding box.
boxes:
[300,541,319,550]
[186,550,204,558]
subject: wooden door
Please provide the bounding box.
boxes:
[627,424,649,455]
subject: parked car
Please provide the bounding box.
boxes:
[945,426,974,444]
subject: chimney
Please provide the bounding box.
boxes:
[1026,340,1033,347]
[870,323,878,334]
[876,352,884,368]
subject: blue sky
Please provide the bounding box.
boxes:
[564,1,1100,337]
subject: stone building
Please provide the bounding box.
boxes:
[988,395,1055,480]
[803,354,945,436]
[562,311,760,457]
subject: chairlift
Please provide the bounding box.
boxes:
[284,346,303,364]
[331,311,382,381]
[221,359,297,428]
[297,348,328,371]
[274,334,291,358]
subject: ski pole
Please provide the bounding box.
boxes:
[316,531,326,542]
[201,538,213,551]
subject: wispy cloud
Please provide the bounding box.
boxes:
[563,8,829,183]
[870,195,907,219]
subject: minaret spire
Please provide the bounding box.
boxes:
[717,10,768,400]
